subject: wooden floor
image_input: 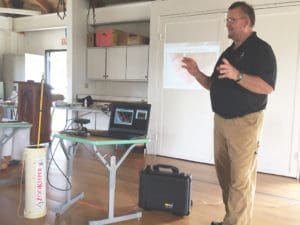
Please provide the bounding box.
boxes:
[1,144,300,225]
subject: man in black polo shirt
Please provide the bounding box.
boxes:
[182,2,276,225]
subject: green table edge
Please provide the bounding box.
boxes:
[53,133,150,146]
[0,122,32,128]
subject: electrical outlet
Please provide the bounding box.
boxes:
[84,83,88,88]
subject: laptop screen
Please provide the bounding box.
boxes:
[109,102,151,135]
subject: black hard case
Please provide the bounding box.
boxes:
[138,164,192,216]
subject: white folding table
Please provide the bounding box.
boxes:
[51,132,149,225]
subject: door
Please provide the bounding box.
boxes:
[87,48,106,80]
[157,13,226,163]
[45,50,67,132]
[254,6,300,177]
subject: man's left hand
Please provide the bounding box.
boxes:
[217,58,239,81]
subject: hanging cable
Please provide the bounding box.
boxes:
[87,0,97,31]
[57,0,66,20]
[85,0,97,87]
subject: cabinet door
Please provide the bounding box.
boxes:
[126,45,149,80]
[87,48,106,80]
[106,47,126,80]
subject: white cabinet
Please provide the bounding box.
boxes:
[87,45,149,81]
[106,46,127,80]
[87,48,106,80]
[126,45,149,80]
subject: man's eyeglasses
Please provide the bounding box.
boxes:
[225,17,245,23]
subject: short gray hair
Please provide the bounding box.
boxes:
[229,1,255,27]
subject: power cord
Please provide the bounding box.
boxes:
[47,140,72,192]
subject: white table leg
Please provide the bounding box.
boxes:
[89,144,142,225]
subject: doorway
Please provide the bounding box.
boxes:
[45,50,67,96]
[45,49,67,132]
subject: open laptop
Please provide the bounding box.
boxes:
[89,101,151,139]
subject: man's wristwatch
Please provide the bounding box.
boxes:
[236,73,244,82]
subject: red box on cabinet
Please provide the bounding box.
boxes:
[95,29,123,47]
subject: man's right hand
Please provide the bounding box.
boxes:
[181,57,212,90]
[181,57,201,78]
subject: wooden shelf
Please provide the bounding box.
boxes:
[92,2,151,25]
[0,7,41,16]
[13,13,66,32]
[2,2,150,32]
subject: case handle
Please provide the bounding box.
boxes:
[153,164,179,174]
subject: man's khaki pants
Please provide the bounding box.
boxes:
[214,112,264,225]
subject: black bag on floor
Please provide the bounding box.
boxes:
[138,164,192,216]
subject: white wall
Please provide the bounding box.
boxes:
[23,29,66,55]
[147,0,300,177]
[0,15,66,81]
[0,31,7,80]
[0,16,13,80]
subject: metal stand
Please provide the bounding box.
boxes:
[0,127,18,150]
[53,139,84,215]
[89,144,141,225]
[0,122,32,185]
